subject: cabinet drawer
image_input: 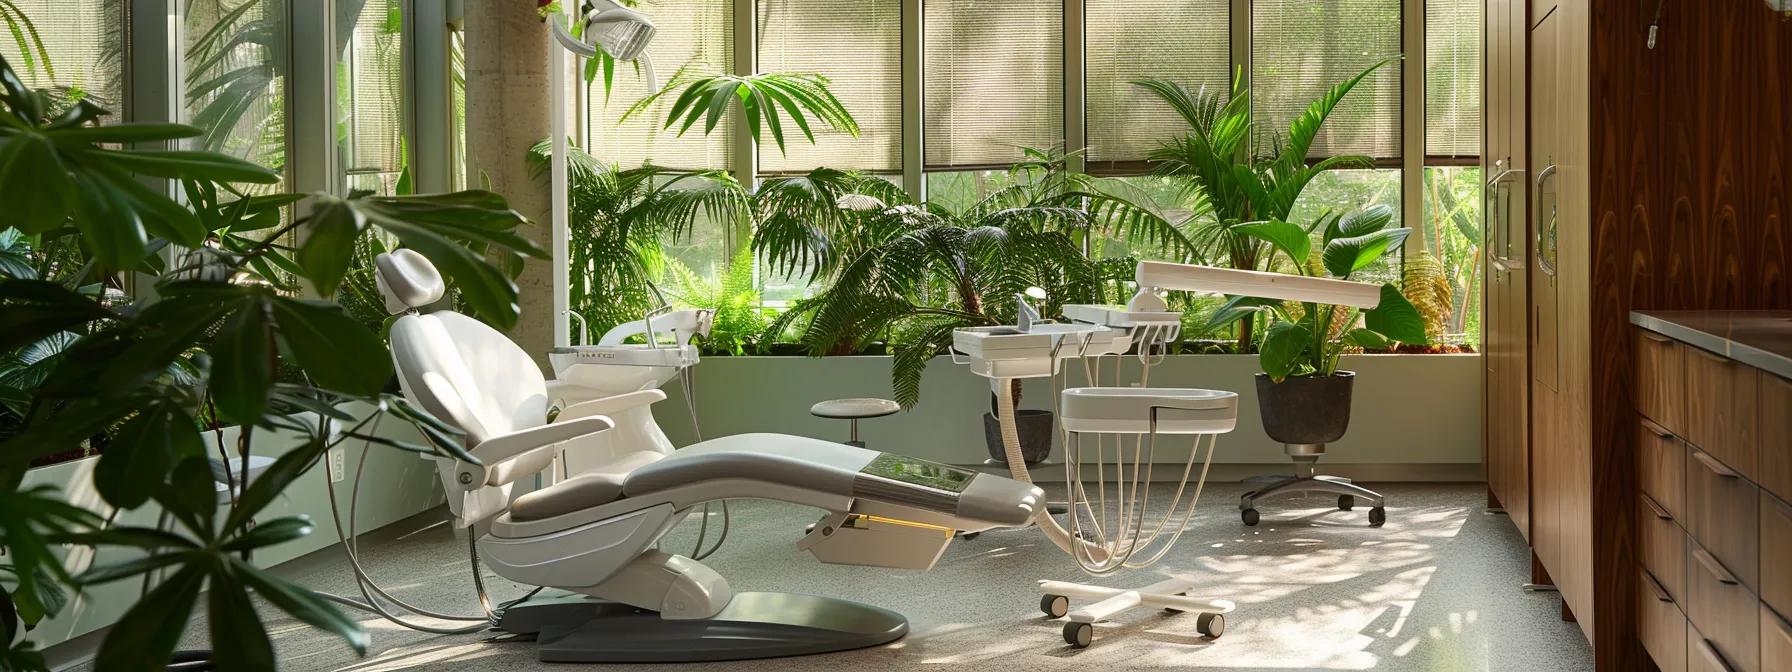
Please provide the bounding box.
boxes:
[1643,418,1688,518]
[1685,346,1759,480]
[1637,328,1685,435]
[1762,492,1792,620]
[1687,539,1761,672]
[1643,568,1688,672]
[1643,493,1688,602]
[1761,374,1792,503]
[1690,624,1741,672]
[1764,604,1792,672]
[1687,446,1761,591]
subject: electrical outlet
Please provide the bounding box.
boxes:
[329,448,347,483]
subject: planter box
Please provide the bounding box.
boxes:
[653,353,1482,479]
[19,402,445,650]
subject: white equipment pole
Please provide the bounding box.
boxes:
[549,8,572,349]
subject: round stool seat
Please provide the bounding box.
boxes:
[810,398,901,420]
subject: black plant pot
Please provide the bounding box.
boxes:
[1255,372,1356,445]
[984,410,1055,465]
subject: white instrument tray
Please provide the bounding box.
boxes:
[548,344,699,377]
[1059,387,1238,435]
[1061,304,1182,328]
[952,323,1127,360]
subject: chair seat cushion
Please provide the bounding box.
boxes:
[509,473,627,521]
[809,398,901,419]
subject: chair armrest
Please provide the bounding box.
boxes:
[465,416,613,487]
[557,389,667,422]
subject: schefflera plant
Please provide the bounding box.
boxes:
[1210,204,1430,381]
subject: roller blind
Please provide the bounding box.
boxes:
[756,0,901,174]
[1425,0,1481,159]
[0,0,124,110]
[586,0,734,171]
[1085,0,1229,170]
[184,0,288,181]
[923,0,1062,170]
[340,0,405,193]
[1251,0,1402,160]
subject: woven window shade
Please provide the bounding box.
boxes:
[1085,0,1229,171]
[340,0,405,184]
[923,0,1062,169]
[184,0,286,172]
[757,0,902,174]
[0,0,124,110]
[585,0,734,171]
[1425,0,1480,159]
[1251,0,1402,160]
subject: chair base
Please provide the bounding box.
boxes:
[497,591,908,662]
[1238,447,1387,527]
[1037,577,1233,649]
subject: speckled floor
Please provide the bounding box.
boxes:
[121,483,1595,671]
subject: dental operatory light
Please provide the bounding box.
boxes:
[550,0,656,60]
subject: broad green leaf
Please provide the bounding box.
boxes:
[0,132,72,234]
[93,564,205,672]
[232,558,367,654]
[1337,204,1395,238]
[94,401,204,509]
[1364,283,1428,345]
[1234,220,1310,269]
[0,280,114,352]
[225,436,326,530]
[68,171,148,269]
[1259,320,1311,383]
[374,220,523,329]
[89,148,280,184]
[154,458,219,536]
[205,565,277,672]
[269,297,391,394]
[44,122,202,144]
[220,515,312,553]
[1341,327,1391,350]
[296,196,365,296]
[1322,227,1410,278]
[1200,294,1282,334]
[210,298,273,425]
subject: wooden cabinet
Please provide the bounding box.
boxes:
[1637,331,1685,435]
[1686,347,1760,480]
[1686,446,1761,592]
[1642,568,1689,672]
[1762,605,1792,672]
[1482,0,1531,541]
[1758,375,1792,503]
[1688,539,1761,672]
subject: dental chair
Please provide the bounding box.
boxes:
[374,250,1046,662]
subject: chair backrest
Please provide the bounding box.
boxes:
[377,250,551,523]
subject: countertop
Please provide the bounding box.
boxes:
[1630,310,1792,380]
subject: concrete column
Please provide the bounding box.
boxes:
[464,3,555,372]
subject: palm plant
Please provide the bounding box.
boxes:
[1134,57,1397,350]
[527,139,751,336]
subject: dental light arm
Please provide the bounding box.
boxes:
[1132,260,1382,309]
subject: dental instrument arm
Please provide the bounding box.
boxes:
[1131,261,1382,309]
[555,389,666,422]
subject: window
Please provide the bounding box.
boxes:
[1421,0,1483,345]
[584,0,733,171]
[338,0,406,195]
[1251,0,1402,160]
[184,0,288,184]
[756,0,902,175]
[450,25,467,190]
[1084,0,1229,172]
[1421,166,1482,346]
[0,1,124,111]
[1426,0,1481,160]
[923,0,1062,170]
[1289,168,1403,284]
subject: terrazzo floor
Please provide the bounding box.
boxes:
[87,482,1595,671]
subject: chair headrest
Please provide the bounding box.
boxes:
[375,249,446,314]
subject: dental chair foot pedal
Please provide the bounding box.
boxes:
[497,592,908,662]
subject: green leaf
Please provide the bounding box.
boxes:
[87,148,280,184]
[210,298,274,424]
[1337,203,1394,238]
[296,196,365,296]
[1341,327,1391,350]
[94,564,205,672]
[44,122,202,144]
[231,558,367,654]
[1200,295,1281,334]
[205,564,277,672]
[1258,320,1312,383]
[0,131,72,234]
[0,280,114,352]
[68,171,148,269]
[269,297,392,395]
[1234,220,1311,269]
[220,515,313,553]
[225,436,326,531]
[1364,283,1428,345]
[1322,227,1410,278]
[94,401,205,509]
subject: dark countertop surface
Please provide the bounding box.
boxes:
[1630,310,1792,380]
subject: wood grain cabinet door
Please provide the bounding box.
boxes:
[1636,329,1686,434]
[1686,346,1760,480]
[1760,374,1792,503]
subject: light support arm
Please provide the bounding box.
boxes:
[1132,261,1382,309]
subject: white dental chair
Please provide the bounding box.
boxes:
[373,250,1046,662]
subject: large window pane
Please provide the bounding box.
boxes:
[0,1,123,110]
[1420,166,1482,345]
[757,0,901,174]
[338,0,405,195]
[923,0,1062,169]
[1287,169,1402,284]
[1426,0,1480,159]
[1252,0,1401,160]
[585,0,733,171]
[1085,0,1228,171]
[184,0,287,183]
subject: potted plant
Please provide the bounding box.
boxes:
[1221,204,1428,444]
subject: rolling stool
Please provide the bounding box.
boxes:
[809,398,900,448]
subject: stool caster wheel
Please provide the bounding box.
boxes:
[1338,495,1355,511]
[1241,508,1260,526]
[1041,594,1069,619]
[1063,621,1093,648]
[1196,612,1226,639]
[1368,506,1387,527]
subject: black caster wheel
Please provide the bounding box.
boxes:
[960,531,980,541]
[1041,594,1069,619]
[1063,621,1093,648]
[1241,508,1260,526]
[1196,612,1226,639]
[1368,506,1387,527]
[1338,495,1355,511]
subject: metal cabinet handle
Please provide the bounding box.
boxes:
[1643,571,1673,602]
[1485,166,1526,266]
[1775,496,1792,522]
[1692,348,1731,365]
[1641,493,1673,520]
[1695,637,1736,672]
[1641,331,1673,344]
[1693,547,1741,586]
[1691,450,1740,479]
[1534,164,1559,277]
[1641,417,1673,438]
[1768,605,1792,647]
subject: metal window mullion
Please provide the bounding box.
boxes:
[408,0,452,194]
[289,0,336,199]
[1063,0,1084,175]
[1401,0,1424,256]
[901,0,924,199]
[732,0,756,189]
[127,0,178,298]
[1230,0,1250,160]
